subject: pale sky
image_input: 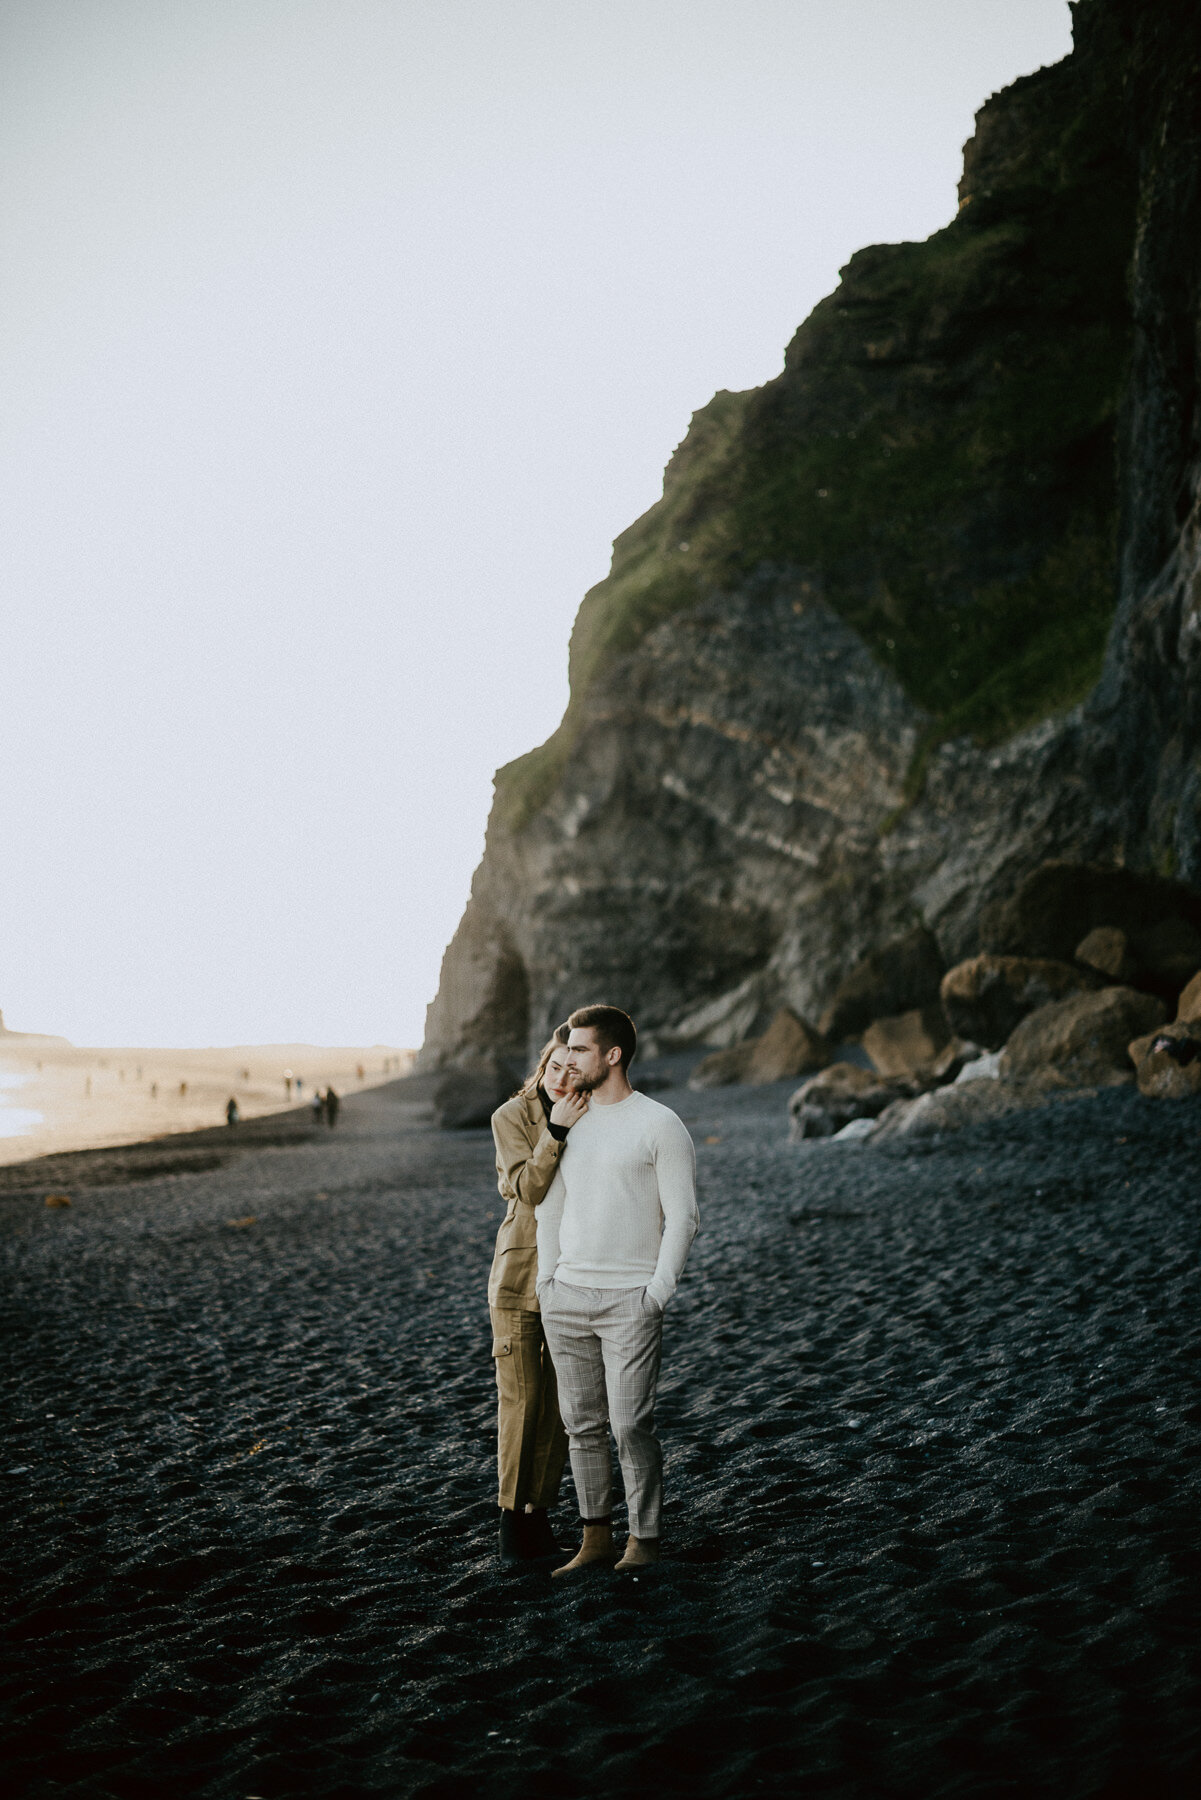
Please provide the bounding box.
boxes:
[0,0,1073,1048]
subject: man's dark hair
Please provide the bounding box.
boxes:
[568,1003,637,1070]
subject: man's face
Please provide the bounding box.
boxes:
[566,1027,617,1092]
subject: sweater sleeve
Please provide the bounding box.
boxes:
[536,1171,565,1292]
[491,1100,565,1209]
[646,1110,699,1310]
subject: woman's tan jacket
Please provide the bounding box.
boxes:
[487,1090,565,1311]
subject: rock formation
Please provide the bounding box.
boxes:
[999,986,1167,1086]
[689,1007,829,1090]
[940,954,1100,1051]
[421,0,1201,1076]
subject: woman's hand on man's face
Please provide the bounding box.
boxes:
[549,1090,588,1131]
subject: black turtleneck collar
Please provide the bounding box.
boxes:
[540,1085,569,1142]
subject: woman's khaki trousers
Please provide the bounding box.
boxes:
[489,1305,569,1510]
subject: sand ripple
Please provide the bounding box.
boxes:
[1,1080,1199,1797]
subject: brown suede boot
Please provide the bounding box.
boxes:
[552,1522,616,1578]
[614,1535,659,1571]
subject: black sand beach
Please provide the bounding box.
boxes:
[2,1073,1199,1799]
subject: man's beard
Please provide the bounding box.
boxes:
[570,1068,604,1094]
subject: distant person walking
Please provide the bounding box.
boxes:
[311,1089,324,1123]
[538,1004,699,1577]
[225,1097,240,1127]
[324,1086,340,1128]
[488,1026,587,1563]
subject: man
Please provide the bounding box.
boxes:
[537,1003,699,1576]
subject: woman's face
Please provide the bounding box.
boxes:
[543,1047,573,1101]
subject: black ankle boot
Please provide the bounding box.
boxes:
[498,1509,527,1564]
[523,1508,563,1559]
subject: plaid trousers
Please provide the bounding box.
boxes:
[539,1279,665,1539]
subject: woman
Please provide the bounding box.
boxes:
[488,1026,586,1562]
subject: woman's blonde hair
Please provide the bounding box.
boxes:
[518,1023,570,1098]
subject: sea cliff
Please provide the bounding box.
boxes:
[422,0,1201,1075]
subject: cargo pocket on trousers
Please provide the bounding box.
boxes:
[492,1334,518,1405]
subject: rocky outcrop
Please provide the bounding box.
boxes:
[1177,972,1201,1023]
[788,1063,912,1141]
[422,0,1201,1075]
[429,1065,519,1131]
[979,862,1201,983]
[872,1078,1060,1141]
[1000,987,1167,1086]
[689,1008,828,1089]
[1074,927,1138,983]
[424,590,923,1064]
[817,930,944,1044]
[1127,963,1201,1097]
[1130,1024,1201,1098]
[940,954,1099,1050]
[861,1007,949,1078]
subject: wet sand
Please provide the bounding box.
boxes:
[0,1039,413,1166]
[1,1069,1199,1798]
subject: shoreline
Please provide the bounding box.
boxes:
[0,1038,414,1168]
[0,1085,391,1196]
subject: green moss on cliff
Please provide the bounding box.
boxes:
[565,387,747,706]
[513,40,1136,832]
[492,731,574,834]
[728,180,1129,747]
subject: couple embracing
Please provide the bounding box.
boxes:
[487,1004,699,1575]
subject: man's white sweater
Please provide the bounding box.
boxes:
[535,1090,699,1310]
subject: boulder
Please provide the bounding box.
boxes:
[691,1007,828,1089]
[1176,970,1201,1024]
[746,1008,830,1082]
[431,1063,519,1129]
[1000,986,1167,1087]
[830,1116,878,1142]
[955,1049,1003,1083]
[1073,920,1200,1005]
[862,1005,951,1077]
[818,927,944,1043]
[788,1061,911,1141]
[794,1061,879,1100]
[1139,1052,1201,1100]
[927,1037,985,1083]
[1075,925,1136,983]
[1072,920,1201,1005]
[1127,1021,1201,1100]
[1129,916,1201,997]
[979,861,1201,965]
[940,954,1098,1050]
[872,1078,1058,1139]
[688,1044,752,1089]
